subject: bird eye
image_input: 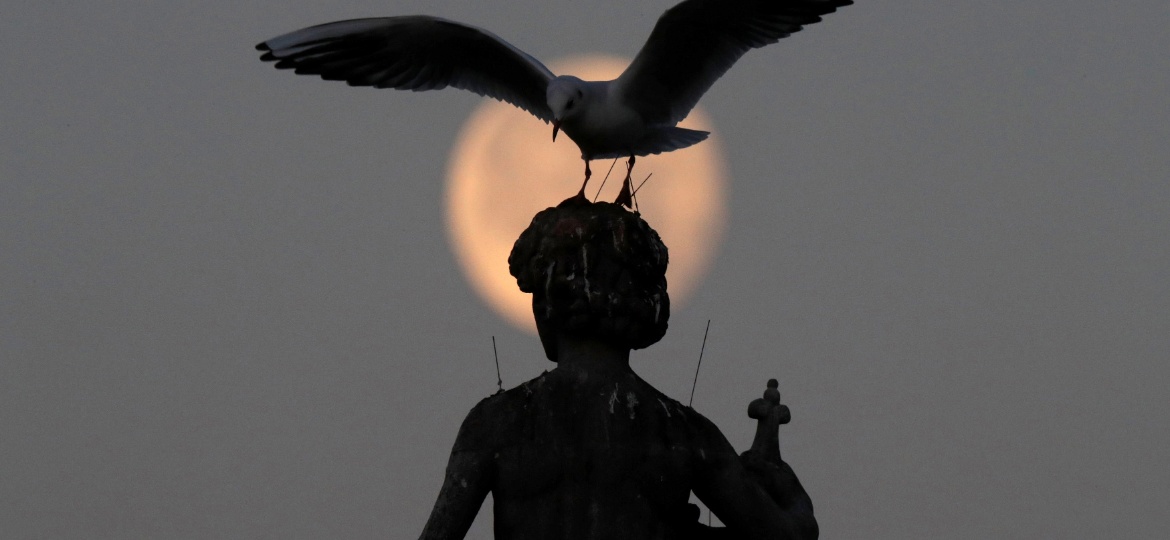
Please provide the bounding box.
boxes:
[567,99,575,108]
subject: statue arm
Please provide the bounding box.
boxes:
[418,407,495,540]
[691,418,817,540]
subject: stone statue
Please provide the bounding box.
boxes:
[420,198,817,539]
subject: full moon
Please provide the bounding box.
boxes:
[445,55,728,332]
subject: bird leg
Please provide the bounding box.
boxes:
[576,160,592,200]
[614,155,636,209]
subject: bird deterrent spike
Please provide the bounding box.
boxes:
[492,336,503,393]
[592,158,621,202]
[633,172,654,196]
[688,320,712,407]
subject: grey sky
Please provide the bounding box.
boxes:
[2,0,1168,538]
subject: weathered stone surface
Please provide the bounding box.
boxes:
[509,197,669,361]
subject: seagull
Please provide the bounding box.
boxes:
[256,0,853,208]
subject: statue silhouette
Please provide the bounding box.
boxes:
[420,199,817,539]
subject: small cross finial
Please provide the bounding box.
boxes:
[747,379,792,464]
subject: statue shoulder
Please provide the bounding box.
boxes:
[452,372,553,452]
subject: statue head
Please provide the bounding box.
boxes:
[508,198,670,361]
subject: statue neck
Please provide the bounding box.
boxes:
[554,334,631,376]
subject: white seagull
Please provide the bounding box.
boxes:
[257,0,852,207]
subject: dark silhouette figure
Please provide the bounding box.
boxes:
[420,199,816,539]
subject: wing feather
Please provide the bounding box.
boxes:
[616,0,852,125]
[256,16,556,122]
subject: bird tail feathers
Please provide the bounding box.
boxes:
[634,127,710,156]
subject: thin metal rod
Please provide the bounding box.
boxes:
[632,172,654,196]
[492,336,503,392]
[592,158,620,202]
[688,320,711,407]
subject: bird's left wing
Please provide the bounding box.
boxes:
[615,0,852,125]
[256,16,556,122]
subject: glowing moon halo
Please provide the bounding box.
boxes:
[445,55,728,332]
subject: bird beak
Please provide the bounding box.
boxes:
[552,120,561,142]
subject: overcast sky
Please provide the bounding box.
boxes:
[2,1,1168,538]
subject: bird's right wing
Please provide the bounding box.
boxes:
[256,17,556,122]
[616,0,853,126]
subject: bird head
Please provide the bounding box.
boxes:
[547,76,586,141]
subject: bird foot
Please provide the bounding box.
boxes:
[614,178,633,208]
[614,156,636,209]
[574,161,593,202]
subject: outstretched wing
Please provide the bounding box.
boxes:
[615,0,852,125]
[256,16,556,122]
